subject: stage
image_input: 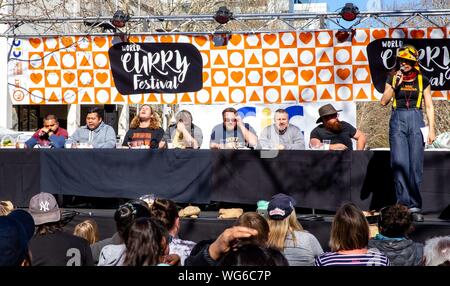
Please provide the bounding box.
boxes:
[1,149,449,213]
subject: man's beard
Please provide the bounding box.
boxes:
[325,120,342,133]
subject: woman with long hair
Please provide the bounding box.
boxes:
[122,104,164,149]
[150,198,196,265]
[122,217,173,266]
[380,44,436,222]
[315,203,390,266]
[266,194,323,266]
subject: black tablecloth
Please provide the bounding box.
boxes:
[1,149,449,212]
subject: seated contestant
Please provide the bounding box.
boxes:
[163,110,203,149]
[25,114,68,148]
[309,104,366,150]
[210,107,258,149]
[259,108,305,150]
[122,104,164,149]
[71,107,116,148]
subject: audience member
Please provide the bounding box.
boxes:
[220,243,289,266]
[0,209,35,266]
[259,109,305,150]
[210,107,258,149]
[423,236,450,266]
[315,203,390,266]
[0,200,14,216]
[73,219,100,245]
[96,202,151,266]
[235,212,270,246]
[163,110,203,149]
[122,104,164,149]
[149,198,196,265]
[266,193,323,266]
[185,212,270,266]
[28,192,94,266]
[310,104,366,150]
[25,114,68,148]
[71,107,116,148]
[368,204,423,266]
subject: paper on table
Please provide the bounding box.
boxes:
[420,126,429,144]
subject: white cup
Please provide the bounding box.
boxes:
[322,140,331,150]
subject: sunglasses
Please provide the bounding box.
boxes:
[224,118,237,123]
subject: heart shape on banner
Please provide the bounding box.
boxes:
[30,73,43,84]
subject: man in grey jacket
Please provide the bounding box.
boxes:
[259,109,305,150]
[71,107,116,148]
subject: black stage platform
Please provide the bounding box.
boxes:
[1,149,449,213]
[64,209,450,252]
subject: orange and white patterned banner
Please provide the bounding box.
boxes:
[8,27,449,105]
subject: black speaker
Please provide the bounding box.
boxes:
[439,204,450,220]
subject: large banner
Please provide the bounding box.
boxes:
[8,27,449,105]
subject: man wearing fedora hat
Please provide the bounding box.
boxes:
[309,104,366,150]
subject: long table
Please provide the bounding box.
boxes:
[1,149,449,212]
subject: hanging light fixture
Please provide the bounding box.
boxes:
[111,10,130,28]
[213,6,233,25]
[340,3,359,22]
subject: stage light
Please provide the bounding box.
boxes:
[212,32,232,46]
[213,6,233,25]
[340,3,359,21]
[335,29,355,42]
[111,10,130,28]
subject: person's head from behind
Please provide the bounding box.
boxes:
[266,194,303,250]
[73,219,100,245]
[378,204,413,238]
[28,192,62,235]
[274,109,289,132]
[42,114,59,133]
[114,202,151,241]
[86,107,103,130]
[330,203,369,252]
[0,209,35,266]
[235,212,269,246]
[149,198,180,236]
[423,236,450,266]
[123,217,169,266]
[220,243,289,266]
[222,107,238,131]
[175,110,193,130]
[0,201,14,216]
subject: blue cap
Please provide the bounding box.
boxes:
[267,194,296,220]
[0,209,35,266]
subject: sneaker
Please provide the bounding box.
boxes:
[412,212,424,222]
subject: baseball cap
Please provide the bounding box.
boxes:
[0,209,35,266]
[29,192,61,225]
[267,193,296,220]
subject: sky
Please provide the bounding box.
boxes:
[322,0,383,12]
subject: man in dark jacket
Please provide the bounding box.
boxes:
[368,204,423,266]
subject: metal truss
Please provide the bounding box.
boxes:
[0,9,449,37]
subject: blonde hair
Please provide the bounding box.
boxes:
[267,210,303,250]
[130,104,161,129]
[0,201,14,216]
[73,219,100,245]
